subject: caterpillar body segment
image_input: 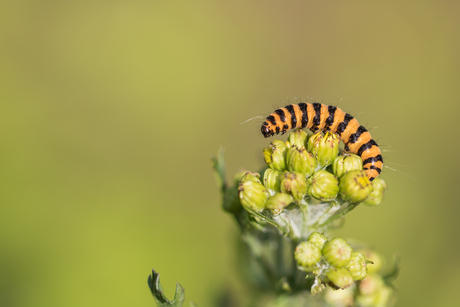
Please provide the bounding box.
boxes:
[261,103,383,181]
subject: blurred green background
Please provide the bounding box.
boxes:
[1,1,459,306]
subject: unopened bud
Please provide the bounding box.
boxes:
[332,154,363,178]
[364,178,387,206]
[346,252,368,281]
[286,146,316,176]
[322,237,353,268]
[265,193,293,210]
[239,171,262,184]
[263,140,287,171]
[295,241,322,267]
[326,268,354,290]
[287,129,309,148]
[307,132,340,168]
[263,168,282,193]
[238,180,269,213]
[339,170,374,203]
[307,232,328,250]
[324,286,355,307]
[377,286,394,306]
[357,284,393,307]
[280,172,308,202]
[358,274,384,296]
[307,170,339,201]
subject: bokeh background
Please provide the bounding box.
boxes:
[1,1,459,306]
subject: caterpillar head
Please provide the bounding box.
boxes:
[261,122,275,138]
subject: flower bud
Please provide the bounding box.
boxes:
[357,250,384,274]
[263,168,281,193]
[339,170,374,203]
[307,170,339,201]
[357,284,393,307]
[265,192,293,210]
[239,171,262,184]
[263,140,287,171]
[346,252,368,281]
[285,146,316,176]
[324,286,354,307]
[358,274,384,296]
[326,268,354,290]
[307,232,328,250]
[280,172,308,202]
[377,286,394,307]
[238,180,269,213]
[294,241,322,267]
[363,178,387,206]
[287,129,309,148]
[322,237,353,268]
[332,154,363,178]
[307,132,340,168]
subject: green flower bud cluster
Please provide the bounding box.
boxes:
[238,170,300,213]
[262,134,339,203]
[212,122,396,306]
[236,131,388,224]
[324,249,395,307]
[294,233,369,294]
[259,132,380,205]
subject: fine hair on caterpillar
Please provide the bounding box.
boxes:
[261,102,383,181]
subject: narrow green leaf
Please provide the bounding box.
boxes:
[148,269,185,307]
[211,147,227,194]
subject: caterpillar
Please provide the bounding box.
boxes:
[261,103,383,181]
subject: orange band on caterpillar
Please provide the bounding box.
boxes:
[261,103,382,181]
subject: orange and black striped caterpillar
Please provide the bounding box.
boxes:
[261,103,383,181]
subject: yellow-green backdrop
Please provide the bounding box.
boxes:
[1,1,459,306]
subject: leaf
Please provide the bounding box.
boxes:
[211,147,227,194]
[211,148,244,214]
[148,269,185,307]
[383,254,401,284]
